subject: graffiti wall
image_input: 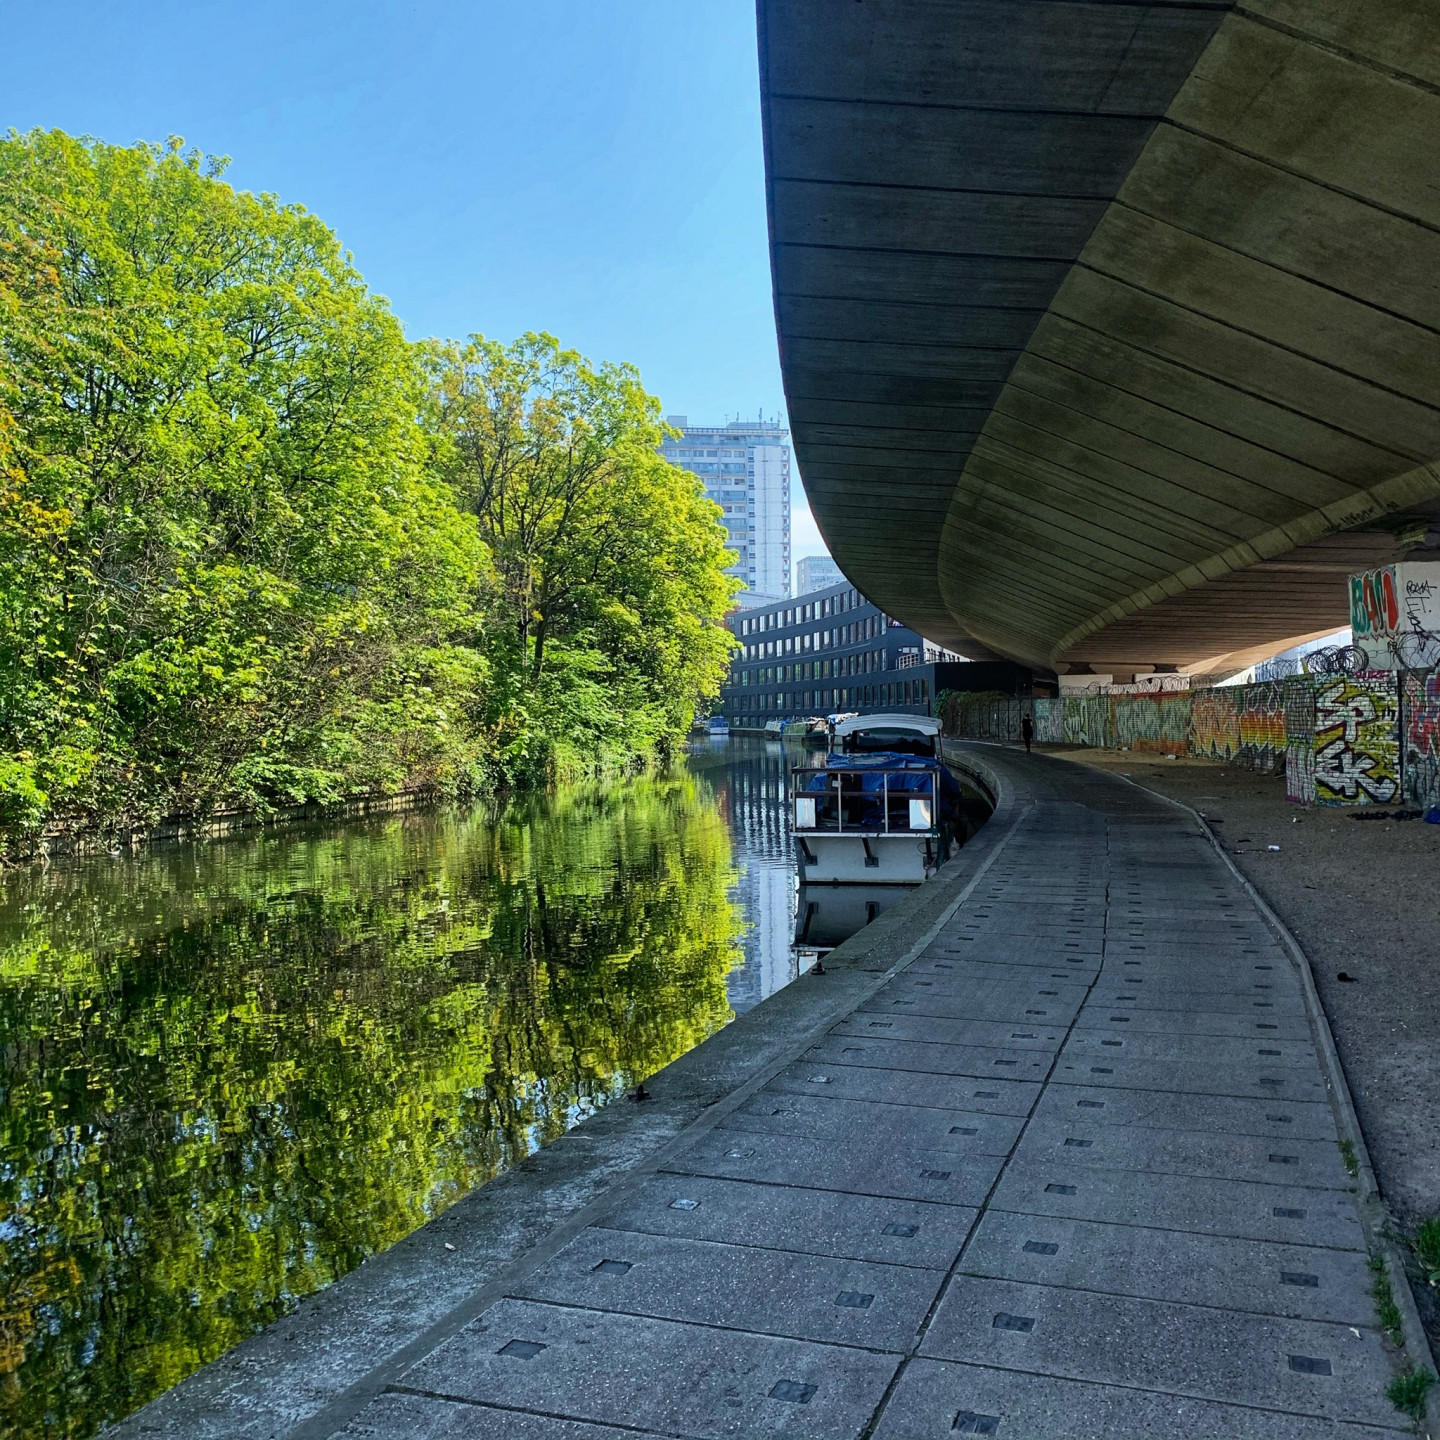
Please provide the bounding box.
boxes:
[1237,681,1286,773]
[1312,671,1400,806]
[1033,698,1064,744]
[1284,679,1315,804]
[1110,694,1190,755]
[1402,671,1440,810]
[1190,688,1240,762]
[936,668,1432,810]
[1063,695,1110,748]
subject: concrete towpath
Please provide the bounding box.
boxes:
[132,747,1423,1439]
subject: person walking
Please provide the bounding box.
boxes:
[1021,712,1034,754]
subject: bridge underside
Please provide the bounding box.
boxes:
[759,0,1440,680]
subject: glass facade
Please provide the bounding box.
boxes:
[720,580,944,725]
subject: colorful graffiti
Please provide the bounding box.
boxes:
[1238,681,1286,773]
[1110,694,1190,755]
[1350,566,1401,639]
[1033,698,1064,744]
[1402,670,1440,810]
[1190,687,1240,761]
[1312,672,1399,806]
[937,671,1438,812]
[1063,696,1110,748]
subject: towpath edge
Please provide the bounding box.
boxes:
[113,756,1018,1439]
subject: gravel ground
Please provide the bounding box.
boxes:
[1036,745,1440,1239]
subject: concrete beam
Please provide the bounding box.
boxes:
[761,0,1440,670]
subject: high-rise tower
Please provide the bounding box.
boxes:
[660,416,791,604]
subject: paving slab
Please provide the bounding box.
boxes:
[1105,939,1286,961]
[596,1174,976,1270]
[405,1300,900,1440]
[762,1059,1041,1115]
[858,985,1086,1023]
[720,1091,1025,1152]
[666,1128,1005,1205]
[928,939,1104,964]
[871,1358,1406,1440]
[1049,1055,1330,1102]
[959,1211,1374,1323]
[920,1275,1396,1426]
[1060,1029,1319,1069]
[1069,1005,1310,1038]
[905,959,1093,988]
[829,1012,1067,1051]
[1028,1084,1338,1142]
[988,1159,1366,1248]
[1091,990,1308,1019]
[1011,1115,1352,1189]
[336,1390,674,1438]
[515,1229,944,1349]
[803,1033,1055,1081]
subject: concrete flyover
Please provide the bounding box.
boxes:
[758,0,1440,682]
[115,748,1429,1439]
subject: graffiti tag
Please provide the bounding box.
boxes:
[1313,676,1400,807]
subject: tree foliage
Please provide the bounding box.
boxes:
[0,132,736,847]
[425,334,737,779]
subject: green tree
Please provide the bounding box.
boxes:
[0,131,488,842]
[425,334,737,777]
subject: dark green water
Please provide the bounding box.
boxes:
[0,745,800,1438]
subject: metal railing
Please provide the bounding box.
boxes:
[790,765,937,835]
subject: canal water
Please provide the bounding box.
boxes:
[0,737,822,1438]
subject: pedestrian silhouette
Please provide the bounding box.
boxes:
[1021,713,1034,754]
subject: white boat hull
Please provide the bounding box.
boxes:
[794,831,942,884]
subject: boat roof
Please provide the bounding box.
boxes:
[833,713,942,738]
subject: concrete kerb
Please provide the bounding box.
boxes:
[280,751,1029,1438]
[1098,761,1439,1421]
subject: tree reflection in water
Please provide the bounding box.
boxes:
[0,773,742,1438]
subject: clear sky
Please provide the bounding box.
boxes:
[3,0,830,577]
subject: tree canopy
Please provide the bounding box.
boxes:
[0,131,737,847]
[425,334,736,778]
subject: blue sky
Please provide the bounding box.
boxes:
[3,0,828,568]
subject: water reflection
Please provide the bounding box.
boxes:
[0,737,939,1438]
[0,774,746,1439]
[683,737,806,1011]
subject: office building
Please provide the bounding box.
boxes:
[796,554,843,594]
[720,580,1010,727]
[661,416,790,603]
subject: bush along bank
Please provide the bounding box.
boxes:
[0,131,736,857]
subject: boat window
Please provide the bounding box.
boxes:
[842,728,936,757]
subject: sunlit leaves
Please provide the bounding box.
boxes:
[0,131,486,841]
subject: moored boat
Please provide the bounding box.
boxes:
[790,714,961,883]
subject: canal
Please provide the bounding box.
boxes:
[0,737,824,1438]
